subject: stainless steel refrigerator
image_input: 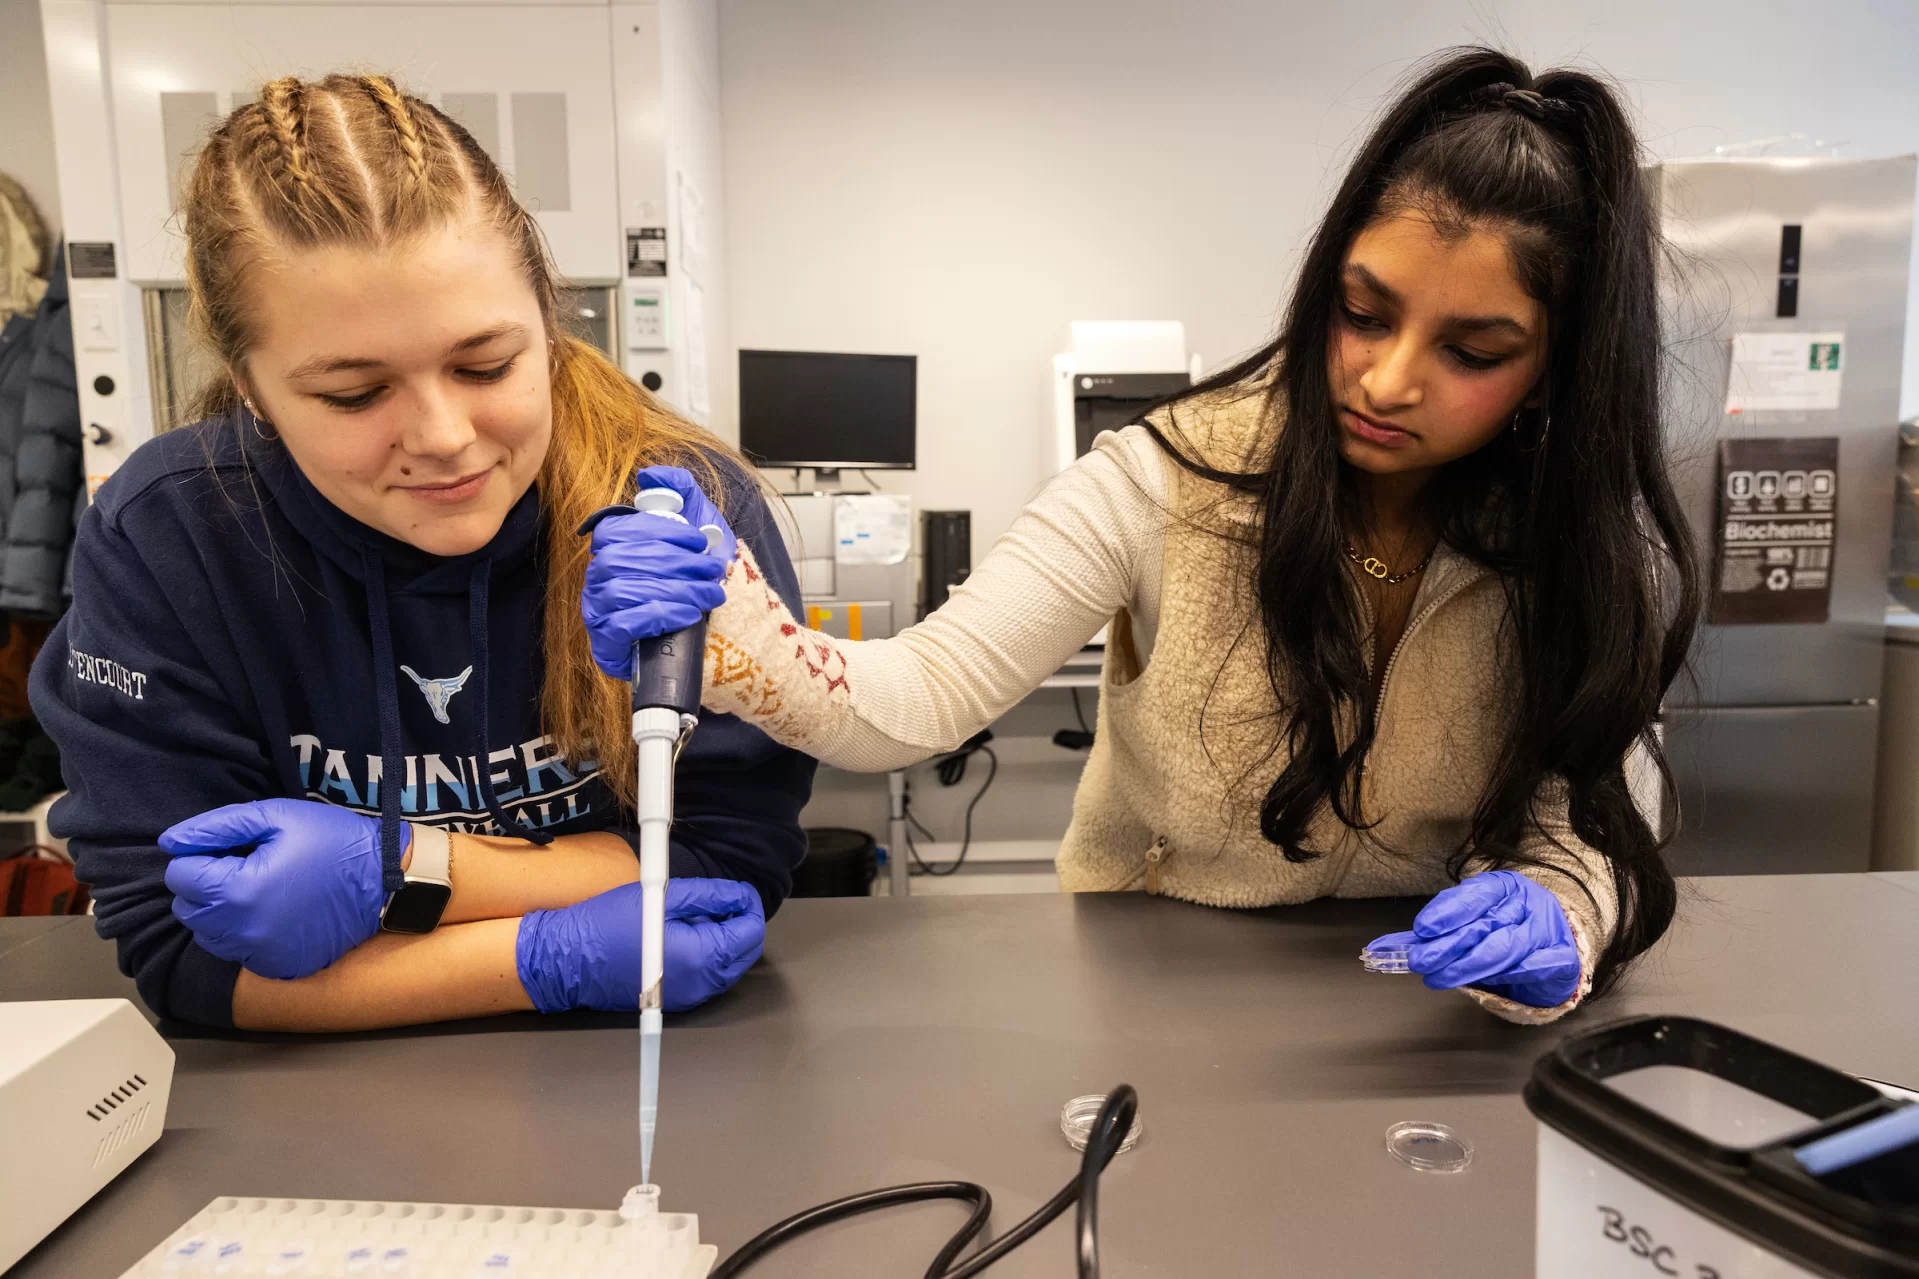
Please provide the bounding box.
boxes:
[1653,156,1915,875]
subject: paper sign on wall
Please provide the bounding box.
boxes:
[676,171,707,286]
[834,494,912,566]
[1710,436,1839,625]
[1725,332,1845,414]
[683,278,710,417]
[625,227,666,278]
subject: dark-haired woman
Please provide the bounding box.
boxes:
[585,49,1699,1023]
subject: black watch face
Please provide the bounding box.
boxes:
[381,882,453,934]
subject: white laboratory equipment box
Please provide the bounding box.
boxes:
[36,0,731,494]
[0,998,176,1270]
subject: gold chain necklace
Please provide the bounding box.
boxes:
[1344,542,1435,585]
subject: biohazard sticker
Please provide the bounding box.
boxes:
[1711,437,1839,625]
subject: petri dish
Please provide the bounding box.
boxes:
[1359,943,1411,974]
[1389,1113,1473,1167]
[1060,1095,1144,1154]
[1385,1121,1473,1172]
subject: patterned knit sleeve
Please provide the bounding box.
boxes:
[700,429,1168,772]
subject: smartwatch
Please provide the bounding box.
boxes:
[380,822,453,934]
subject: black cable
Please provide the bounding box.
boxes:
[913,744,996,876]
[710,1084,1139,1279]
[853,468,882,491]
[1075,1087,1137,1278]
[934,729,992,786]
[903,805,940,874]
[1054,689,1095,751]
[710,1181,991,1279]
[906,732,996,876]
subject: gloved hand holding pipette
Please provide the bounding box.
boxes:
[581,466,739,674]
[579,469,741,1189]
[1365,870,1581,1008]
[516,878,765,1013]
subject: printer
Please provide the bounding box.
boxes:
[1051,321,1203,475]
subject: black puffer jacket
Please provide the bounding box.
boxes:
[0,245,82,618]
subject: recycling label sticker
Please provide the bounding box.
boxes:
[1710,436,1839,625]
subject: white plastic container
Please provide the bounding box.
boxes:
[1528,1016,1919,1279]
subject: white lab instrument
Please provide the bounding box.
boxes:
[37,0,730,490]
[1050,321,1203,475]
[117,1193,716,1277]
[774,491,916,640]
[0,998,176,1270]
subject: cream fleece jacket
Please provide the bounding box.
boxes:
[702,385,1618,1025]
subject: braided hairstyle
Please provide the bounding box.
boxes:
[1144,47,1700,998]
[179,73,735,814]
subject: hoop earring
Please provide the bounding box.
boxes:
[1511,407,1551,450]
[243,399,278,442]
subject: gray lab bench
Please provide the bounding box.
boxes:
[5,873,1919,1277]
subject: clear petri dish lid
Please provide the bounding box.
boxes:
[1385,1121,1473,1172]
[1060,1095,1144,1154]
[1360,942,1411,974]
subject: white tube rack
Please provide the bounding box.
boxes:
[119,1195,717,1277]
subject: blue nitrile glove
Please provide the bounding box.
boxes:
[580,466,739,680]
[160,798,395,981]
[515,877,765,1013]
[1365,870,1581,1008]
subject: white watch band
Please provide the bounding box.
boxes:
[404,822,452,888]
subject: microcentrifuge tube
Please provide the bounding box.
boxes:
[1359,942,1411,973]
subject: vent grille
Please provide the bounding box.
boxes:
[91,1102,151,1168]
[85,1073,150,1122]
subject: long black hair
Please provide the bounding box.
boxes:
[1144,47,1700,996]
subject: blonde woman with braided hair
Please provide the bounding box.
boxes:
[31,74,816,1031]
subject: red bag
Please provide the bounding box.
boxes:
[1,853,89,915]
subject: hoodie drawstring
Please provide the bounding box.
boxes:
[363,551,554,890]
[469,559,553,845]
[363,550,408,893]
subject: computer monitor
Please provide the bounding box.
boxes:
[738,349,916,470]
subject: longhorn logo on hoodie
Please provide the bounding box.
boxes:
[401,665,473,724]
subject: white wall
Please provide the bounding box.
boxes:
[660,0,734,433]
[0,0,63,235]
[719,0,1919,560]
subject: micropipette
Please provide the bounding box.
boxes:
[578,485,723,1190]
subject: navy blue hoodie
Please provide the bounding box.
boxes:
[29,415,816,1027]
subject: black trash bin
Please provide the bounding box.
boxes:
[791,827,877,898]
